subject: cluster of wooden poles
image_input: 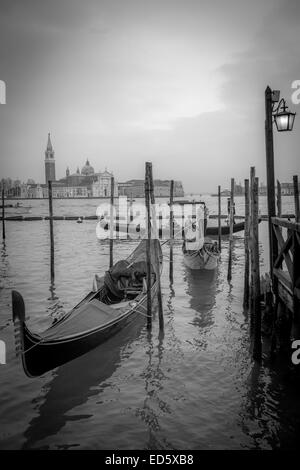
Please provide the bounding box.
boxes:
[216,172,261,360]
[102,162,168,333]
[219,169,262,358]
[216,170,300,361]
[244,167,262,361]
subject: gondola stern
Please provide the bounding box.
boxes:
[12,290,26,361]
[12,290,26,323]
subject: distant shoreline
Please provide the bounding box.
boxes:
[3,196,184,200]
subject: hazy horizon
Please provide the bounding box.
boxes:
[0,0,299,193]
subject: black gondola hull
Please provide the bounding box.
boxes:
[206,221,245,236]
[13,239,162,377]
[100,220,252,238]
[21,305,144,377]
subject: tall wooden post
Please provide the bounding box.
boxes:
[277,180,282,217]
[293,175,300,223]
[227,178,235,281]
[218,185,221,251]
[158,212,163,239]
[265,86,277,277]
[145,163,152,329]
[249,167,255,331]
[169,180,174,283]
[243,179,250,309]
[252,176,262,361]
[129,193,134,222]
[109,176,114,268]
[48,180,54,283]
[1,189,5,240]
[148,163,164,332]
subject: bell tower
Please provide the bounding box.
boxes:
[44,133,56,183]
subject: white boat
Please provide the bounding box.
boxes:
[182,205,220,270]
[182,239,220,270]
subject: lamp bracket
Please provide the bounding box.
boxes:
[272,90,280,103]
[272,98,289,115]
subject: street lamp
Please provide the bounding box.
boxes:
[265,86,296,277]
[273,98,296,132]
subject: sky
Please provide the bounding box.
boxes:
[0,0,299,193]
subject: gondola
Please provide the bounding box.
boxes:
[206,220,246,236]
[182,205,220,270]
[12,239,162,378]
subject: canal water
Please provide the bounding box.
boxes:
[0,196,299,449]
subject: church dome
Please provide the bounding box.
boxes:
[81,159,94,176]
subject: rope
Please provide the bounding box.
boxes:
[161,219,195,247]
[133,306,150,318]
[20,337,45,355]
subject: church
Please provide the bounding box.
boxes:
[43,133,117,198]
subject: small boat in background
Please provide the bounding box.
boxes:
[1,202,32,215]
[77,217,83,223]
[12,239,162,377]
[206,220,245,236]
[182,204,220,270]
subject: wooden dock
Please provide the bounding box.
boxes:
[271,217,300,341]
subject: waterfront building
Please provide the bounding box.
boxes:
[54,162,117,198]
[280,182,300,196]
[118,179,184,198]
[92,170,118,197]
[42,185,88,198]
[259,182,300,196]
[40,131,118,197]
[27,184,43,198]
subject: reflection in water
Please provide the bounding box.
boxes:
[137,331,173,450]
[23,315,146,449]
[184,268,217,326]
[48,281,58,302]
[239,359,300,449]
[0,240,8,283]
[46,281,65,322]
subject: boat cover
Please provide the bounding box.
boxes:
[104,260,150,300]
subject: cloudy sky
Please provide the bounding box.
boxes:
[0,0,299,192]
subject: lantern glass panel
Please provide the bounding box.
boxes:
[288,113,296,131]
[274,111,296,132]
[275,113,289,131]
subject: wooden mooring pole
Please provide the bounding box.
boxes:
[169,180,174,283]
[227,178,235,281]
[129,194,134,222]
[293,175,300,223]
[249,166,255,331]
[148,163,164,332]
[265,86,277,278]
[251,176,262,361]
[277,180,282,217]
[218,185,221,252]
[109,176,114,268]
[1,189,5,240]
[145,163,152,330]
[48,180,54,283]
[243,179,250,309]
